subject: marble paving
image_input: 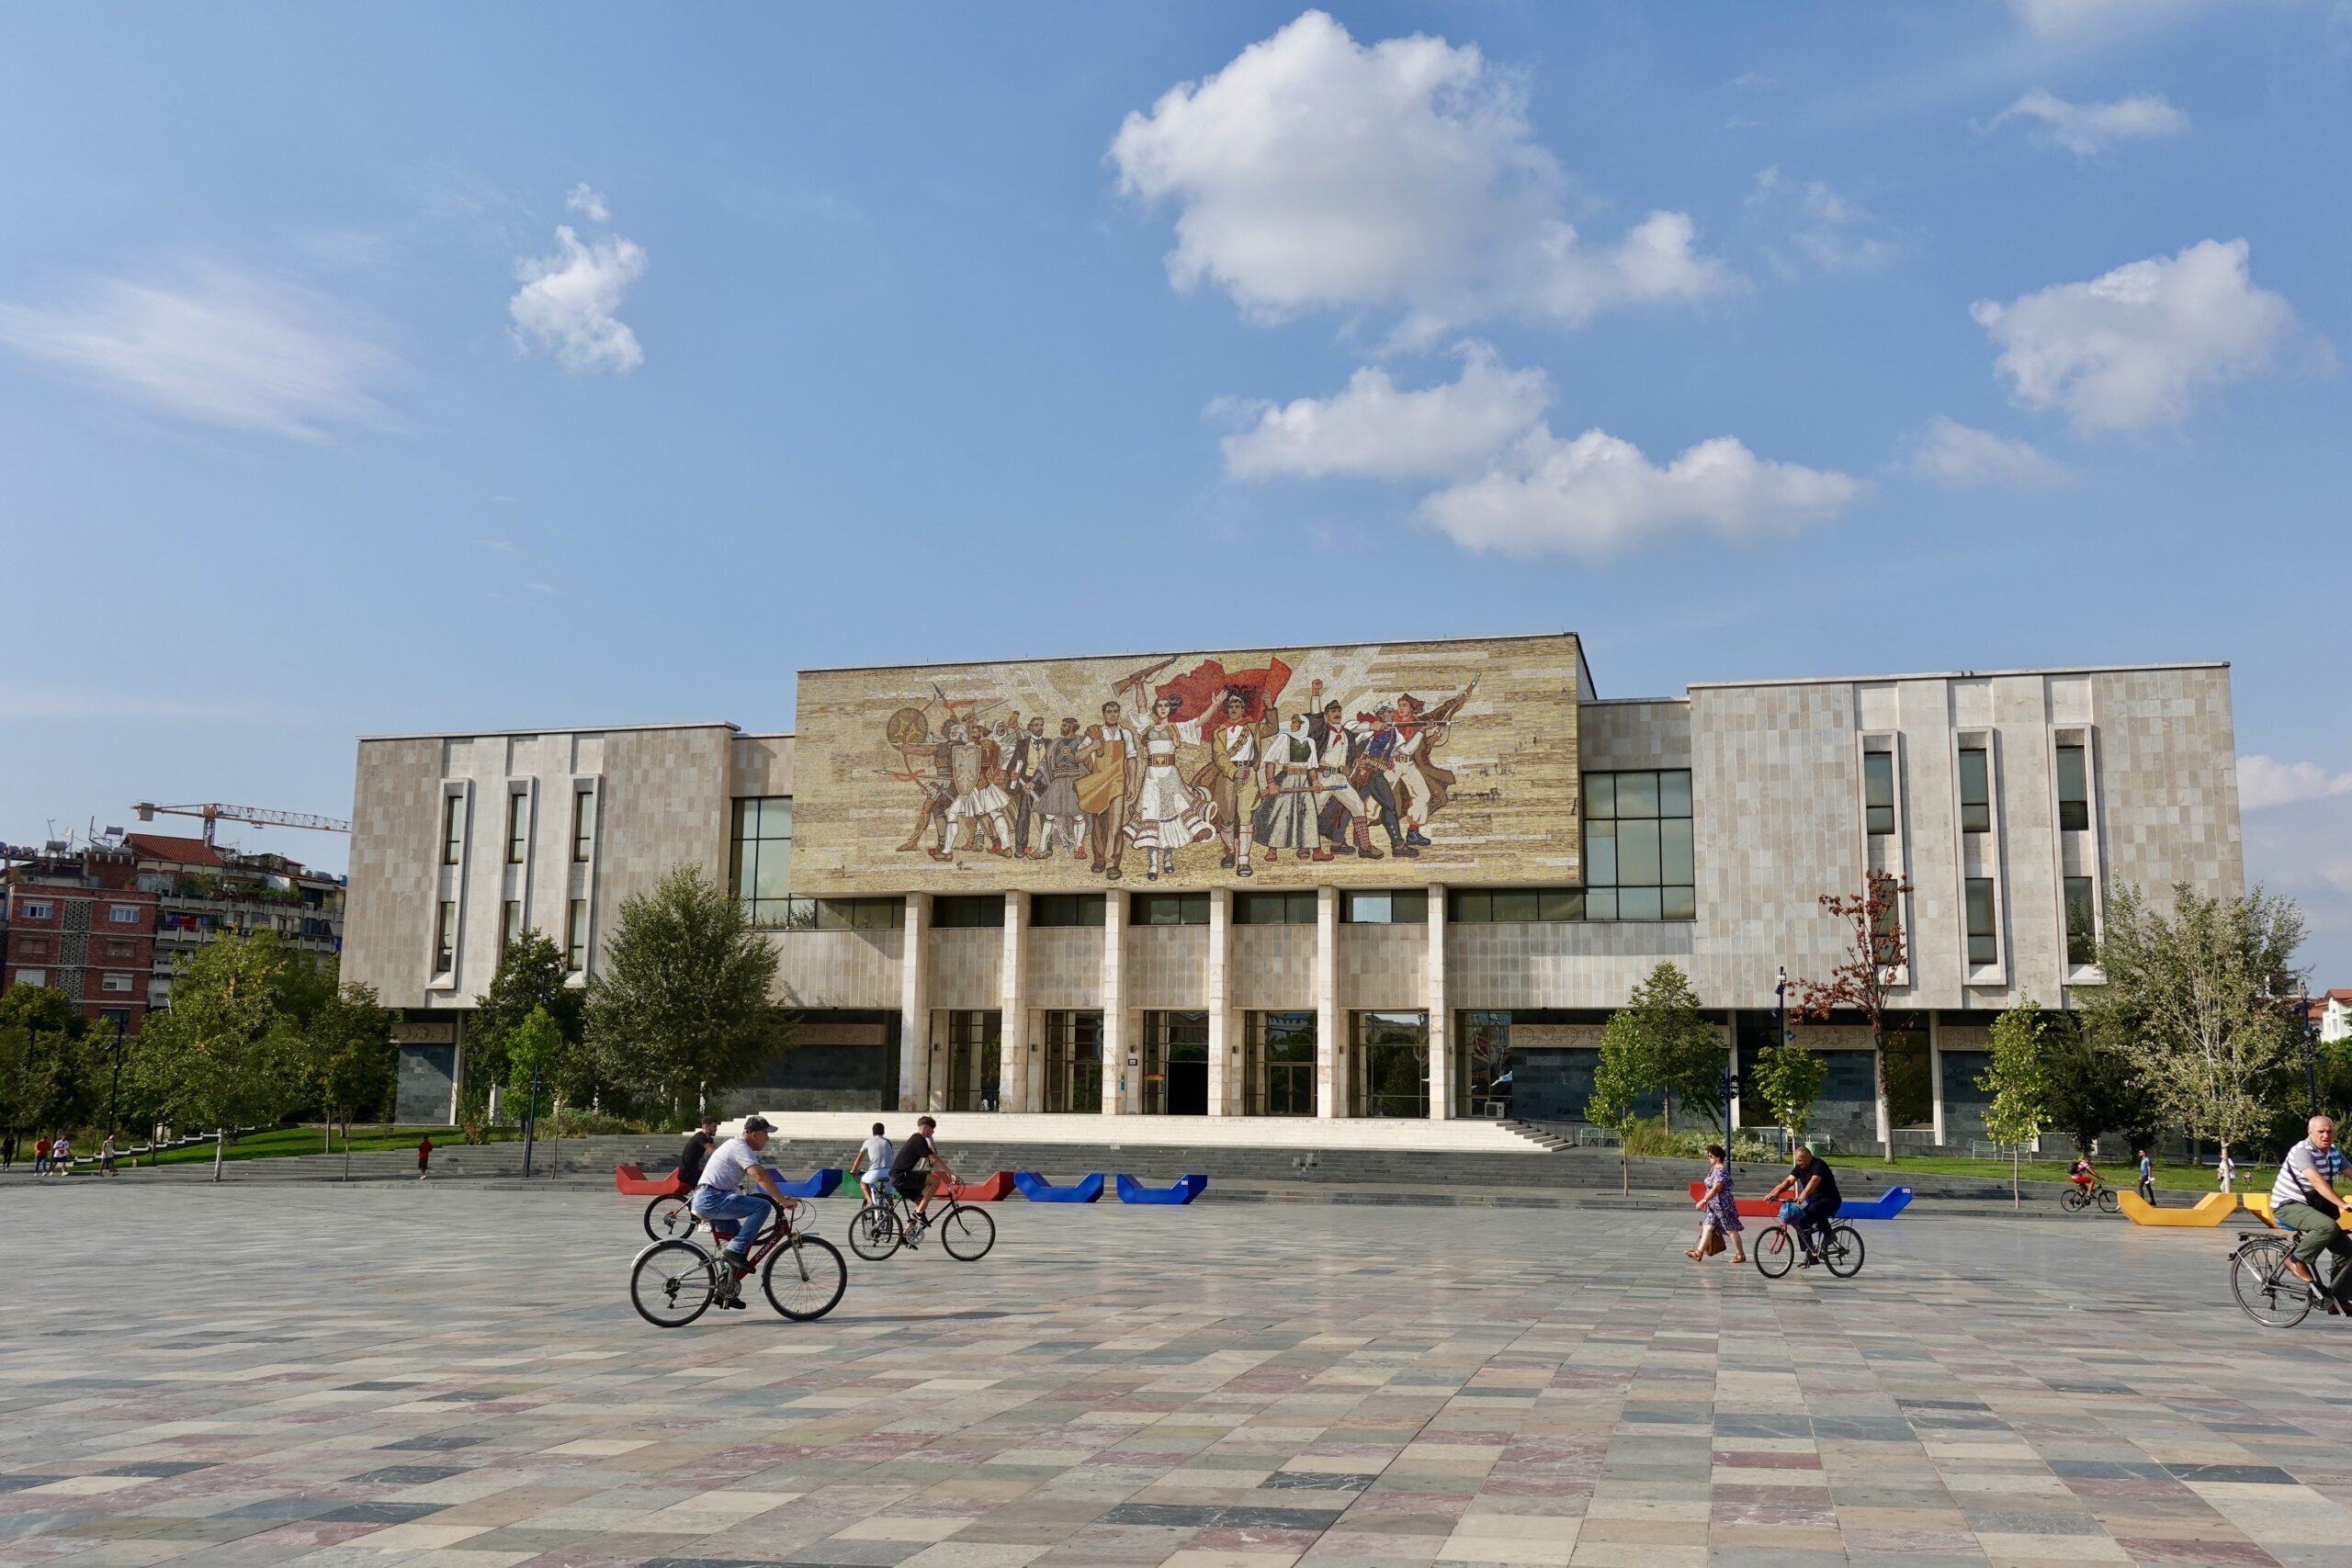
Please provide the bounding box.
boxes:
[5,1182,2352,1568]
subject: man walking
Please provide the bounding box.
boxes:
[2272,1116,2352,1311]
[33,1135,50,1176]
[2,1133,15,1171]
[2136,1148,2154,1205]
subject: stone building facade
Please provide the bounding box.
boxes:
[342,637,2243,1146]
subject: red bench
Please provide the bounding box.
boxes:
[616,1164,687,1197]
[943,1170,1014,1202]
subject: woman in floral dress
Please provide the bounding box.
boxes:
[1690,1144,1746,1263]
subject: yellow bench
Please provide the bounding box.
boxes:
[2117,1190,2238,1227]
[2239,1192,2277,1228]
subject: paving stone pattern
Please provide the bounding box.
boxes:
[4,1184,2351,1568]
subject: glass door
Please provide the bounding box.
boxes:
[1142,1010,1209,1115]
[944,1010,1001,1111]
[1043,1010,1102,1113]
[1246,1010,1317,1116]
[1352,1010,1429,1118]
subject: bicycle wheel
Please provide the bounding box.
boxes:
[2061,1187,2089,1213]
[938,1203,995,1261]
[849,1202,901,1260]
[644,1194,695,1241]
[629,1241,716,1328]
[1755,1225,1795,1279]
[763,1234,848,1321]
[2232,1240,2313,1328]
[1823,1224,1865,1278]
[2097,1188,2120,1214]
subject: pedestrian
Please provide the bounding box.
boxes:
[1689,1144,1747,1264]
[2217,1151,2235,1194]
[99,1134,118,1176]
[33,1135,51,1176]
[416,1134,434,1180]
[1,1133,15,1171]
[51,1133,72,1176]
[2137,1148,2154,1205]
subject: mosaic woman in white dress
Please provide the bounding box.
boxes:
[1125,694,1216,879]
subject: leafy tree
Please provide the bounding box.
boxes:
[1585,1019,1649,1196]
[506,1005,590,1173]
[1610,963,1724,1134]
[2034,1010,2154,1156]
[585,866,785,1118]
[472,930,584,1116]
[128,931,300,1143]
[0,986,98,1138]
[2080,881,2305,1170]
[1789,868,1916,1161]
[1978,994,2054,1206]
[1751,1038,1828,1147]
[290,982,396,1160]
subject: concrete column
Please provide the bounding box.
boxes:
[1317,885,1341,1118]
[1426,882,1450,1119]
[1928,1011,1946,1149]
[899,893,931,1113]
[999,892,1027,1113]
[1101,889,1125,1115]
[1207,886,1233,1116]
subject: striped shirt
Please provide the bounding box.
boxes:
[2271,1140,2346,1209]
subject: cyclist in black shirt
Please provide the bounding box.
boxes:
[677,1115,719,1186]
[888,1116,958,1230]
[1763,1146,1843,1269]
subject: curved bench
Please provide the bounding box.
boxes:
[615,1164,687,1197]
[944,1171,1015,1202]
[2240,1192,2278,1228]
[1683,1182,1912,1220]
[1116,1174,1207,1205]
[771,1168,843,1200]
[1684,1183,1784,1219]
[2118,1190,2236,1227]
[1014,1171,1104,1203]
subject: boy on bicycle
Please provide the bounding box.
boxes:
[689,1116,801,1307]
[889,1116,957,1235]
[851,1122,893,1206]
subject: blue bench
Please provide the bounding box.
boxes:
[1115,1174,1207,1205]
[770,1168,843,1200]
[1838,1187,1913,1220]
[1015,1171,1104,1203]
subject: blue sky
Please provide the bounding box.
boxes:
[4,2,2348,977]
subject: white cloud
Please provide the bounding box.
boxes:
[1419,425,1860,559]
[510,224,647,372]
[1218,343,1549,480]
[1745,166,1894,276]
[1109,10,1728,342]
[2240,755,2352,812]
[1971,238,2303,433]
[0,266,391,440]
[2009,0,2195,37]
[1899,416,2069,488]
[1994,88,2188,155]
[565,183,613,222]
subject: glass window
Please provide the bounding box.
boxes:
[101,974,134,993]
[1863,750,1895,835]
[933,895,1006,929]
[2056,744,2090,832]
[1958,748,1991,834]
[1447,888,1587,922]
[1033,893,1105,928]
[442,794,466,865]
[565,898,587,971]
[21,902,51,919]
[779,897,903,931]
[1131,892,1208,926]
[506,792,530,863]
[435,900,458,973]
[571,788,596,862]
[1236,891,1317,925]
[108,905,141,924]
[1966,877,1997,966]
[502,899,523,951]
[729,796,793,927]
[1583,769,1695,921]
[1342,890,1429,924]
[2064,876,2098,967]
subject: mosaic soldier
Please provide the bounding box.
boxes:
[1034,717,1090,857]
[894,726,956,855]
[1392,679,1476,847]
[937,718,1015,860]
[1304,683,1378,860]
[1191,690,1274,874]
[1125,692,1218,880]
[1347,706,1416,859]
[1077,699,1142,879]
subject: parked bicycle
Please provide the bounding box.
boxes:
[848,1184,996,1262]
[2061,1179,2120,1214]
[629,1206,845,1327]
[1754,1209,1865,1279]
[2229,1228,2345,1327]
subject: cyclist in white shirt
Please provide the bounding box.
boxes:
[850,1123,894,1204]
[688,1117,800,1307]
[2271,1115,2352,1309]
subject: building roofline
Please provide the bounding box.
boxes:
[1685,660,2229,692]
[795,629,1582,678]
[1580,695,1690,707]
[356,720,742,743]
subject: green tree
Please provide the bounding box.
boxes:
[1751,1038,1828,1147]
[0,986,97,1138]
[128,931,300,1147]
[585,866,785,1118]
[1585,1016,1650,1196]
[2037,1010,2156,1156]
[471,930,584,1119]
[290,982,396,1162]
[2080,882,2305,1169]
[1977,994,2055,1206]
[1611,963,1724,1134]
[505,1005,587,1174]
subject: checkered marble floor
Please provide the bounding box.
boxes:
[5,1184,2351,1568]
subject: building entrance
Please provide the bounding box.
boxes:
[1243,1010,1316,1116]
[1352,1010,1430,1118]
[942,1010,1001,1111]
[1142,1010,1208,1115]
[1043,1010,1102,1113]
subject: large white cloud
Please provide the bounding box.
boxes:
[1898,416,2069,488]
[2241,755,2352,813]
[1419,426,1859,559]
[1995,88,2188,155]
[1109,10,1727,342]
[1219,344,1549,480]
[1971,239,2301,433]
[510,224,647,372]
[0,265,392,440]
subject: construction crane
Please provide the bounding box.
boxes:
[131,802,352,846]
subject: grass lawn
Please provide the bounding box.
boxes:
[134,1124,521,1167]
[1842,1154,2241,1192]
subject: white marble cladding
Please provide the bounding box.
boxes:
[769,928,901,1010]
[1025,927,1103,1010]
[1127,926,1208,1010]
[1446,920,1695,1010]
[344,737,444,1007]
[1340,924,1427,1010]
[1229,924,1316,1010]
[1578,698,1693,770]
[929,927,1002,1010]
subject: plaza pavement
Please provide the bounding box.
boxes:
[3,1184,2349,1568]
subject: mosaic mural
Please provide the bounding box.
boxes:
[791,634,1583,893]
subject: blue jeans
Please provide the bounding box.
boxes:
[690,1188,773,1257]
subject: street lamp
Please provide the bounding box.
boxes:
[2299,980,2319,1119]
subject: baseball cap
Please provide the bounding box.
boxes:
[741,1116,775,1134]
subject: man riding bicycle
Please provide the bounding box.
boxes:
[2271,1114,2352,1313]
[688,1116,800,1307]
[888,1116,957,1234]
[850,1122,893,1204]
[1762,1145,1842,1269]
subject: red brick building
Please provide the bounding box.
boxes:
[1,844,158,1032]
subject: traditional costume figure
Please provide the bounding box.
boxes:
[939,720,1014,858]
[1078,702,1141,880]
[896,732,956,853]
[1304,693,1376,859]
[1034,719,1090,856]
[1192,694,1273,874]
[1391,681,1476,846]
[1253,716,1325,860]
[1125,694,1219,879]
[1350,709,1415,858]
[1002,716,1046,857]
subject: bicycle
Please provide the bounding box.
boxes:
[644,1191,697,1240]
[2229,1228,2348,1328]
[2061,1179,2120,1214]
[1754,1210,1865,1279]
[849,1179,995,1262]
[629,1203,846,1327]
